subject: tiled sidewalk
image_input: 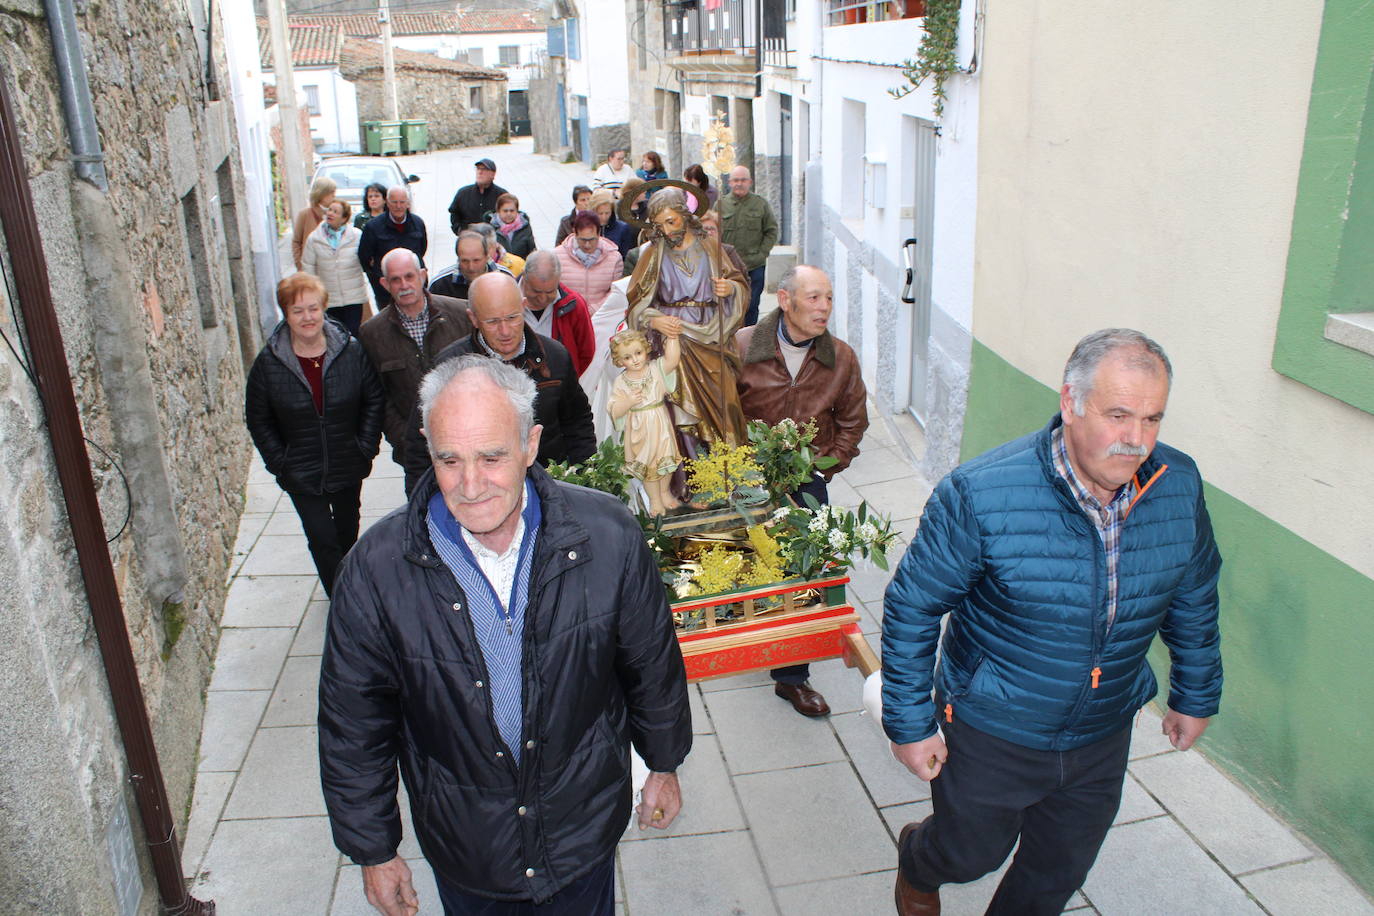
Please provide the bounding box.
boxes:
[186,414,1373,914]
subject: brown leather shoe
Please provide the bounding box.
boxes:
[895,823,940,915]
[774,681,830,717]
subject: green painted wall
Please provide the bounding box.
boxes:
[961,339,1374,892]
[1270,0,1374,414]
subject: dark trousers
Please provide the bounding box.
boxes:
[287,484,362,597]
[744,265,765,327]
[435,856,615,916]
[771,474,830,685]
[899,712,1132,915]
[327,303,363,336]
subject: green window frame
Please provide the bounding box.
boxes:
[1272,0,1374,414]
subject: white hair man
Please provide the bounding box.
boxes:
[320,354,691,915]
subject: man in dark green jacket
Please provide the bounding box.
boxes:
[717,166,778,327]
[884,329,1222,916]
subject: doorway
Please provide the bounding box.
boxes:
[903,116,937,423]
[779,94,792,244]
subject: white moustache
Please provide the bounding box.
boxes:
[1107,442,1149,458]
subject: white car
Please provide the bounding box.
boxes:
[312,156,420,213]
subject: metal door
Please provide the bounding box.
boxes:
[902,117,937,422]
[577,95,592,164]
[779,94,792,244]
[556,84,568,147]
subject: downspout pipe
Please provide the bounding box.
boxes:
[43,0,108,190]
[0,17,213,916]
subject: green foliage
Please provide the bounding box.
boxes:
[769,498,899,581]
[889,0,960,119]
[747,418,839,501]
[684,442,770,518]
[161,600,186,661]
[545,438,632,503]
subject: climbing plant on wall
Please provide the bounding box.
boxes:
[889,0,960,119]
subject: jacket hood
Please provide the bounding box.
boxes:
[743,307,836,368]
[267,314,350,369]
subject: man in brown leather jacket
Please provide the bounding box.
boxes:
[735,264,870,718]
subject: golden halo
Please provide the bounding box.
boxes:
[616,178,712,232]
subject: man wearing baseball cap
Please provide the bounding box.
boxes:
[448,158,507,234]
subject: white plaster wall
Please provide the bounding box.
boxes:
[972,1,1373,577]
[578,0,630,126]
[394,34,462,59]
[814,7,979,412]
[301,69,361,152]
[448,31,544,90]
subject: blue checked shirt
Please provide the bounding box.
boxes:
[1052,426,1135,634]
[426,481,540,764]
[398,304,430,349]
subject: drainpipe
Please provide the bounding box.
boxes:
[0,8,213,916]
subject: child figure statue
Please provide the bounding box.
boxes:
[608,327,683,516]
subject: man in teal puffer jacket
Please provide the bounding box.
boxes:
[883,329,1222,916]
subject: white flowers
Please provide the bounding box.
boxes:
[672,568,696,599]
[828,529,850,551]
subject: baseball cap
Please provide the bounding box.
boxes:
[475,158,497,171]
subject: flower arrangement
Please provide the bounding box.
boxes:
[683,442,769,510]
[770,498,898,581]
[746,418,838,499]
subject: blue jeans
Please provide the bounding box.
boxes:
[435,855,615,915]
[744,265,765,327]
[772,474,830,685]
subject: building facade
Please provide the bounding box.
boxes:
[0,0,258,911]
[963,0,1374,893]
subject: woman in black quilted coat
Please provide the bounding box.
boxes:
[245,273,385,596]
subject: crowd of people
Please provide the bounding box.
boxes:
[243,145,1220,916]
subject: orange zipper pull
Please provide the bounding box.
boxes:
[944,703,953,723]
[1091,667,1101,689]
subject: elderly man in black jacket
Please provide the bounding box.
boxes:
[358,185,428,307]
[319,354,691,915]
[401,272,597,495]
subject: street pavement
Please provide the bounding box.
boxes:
[212,138,1374,914]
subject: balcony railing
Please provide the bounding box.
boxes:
[663,0,756,55]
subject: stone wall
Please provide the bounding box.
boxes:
[0,0,257,911]
[527,64,563,156]
[588,122,631,167]
[350,70,507,149]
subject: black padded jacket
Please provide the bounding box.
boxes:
[245,318,385,495]
[318,464,692,902]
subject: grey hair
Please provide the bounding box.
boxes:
[467,222,498,253]
[419,354,537,449]
[776,264,822,297]
[380,247,421,276]
[386,184,411,202]
[455,229,487,254]
[1063,328,1173,416]
[524,249,561,281]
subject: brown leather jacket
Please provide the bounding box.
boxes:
[358,291,472,464]
[735,309,869,477]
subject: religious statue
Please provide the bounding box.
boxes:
[608,328,683,516]
[624,188,750,472]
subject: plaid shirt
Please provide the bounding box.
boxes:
[398,304,430,349]
[1052,426,1135,632]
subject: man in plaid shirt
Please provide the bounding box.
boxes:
[883,329,1222,915]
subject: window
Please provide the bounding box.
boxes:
[826,0,923,27]
[498,45,519,66]
[546,23,566,57]
[565,18,580,60]
[469,87,483,116]
[1271,1,1374,414]
[302,84,321,116]
[179,187,217,329]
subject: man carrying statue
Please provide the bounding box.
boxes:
[624,188,750,481]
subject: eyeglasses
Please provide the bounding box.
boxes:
[575,235,600,246]
[478,312,523,329]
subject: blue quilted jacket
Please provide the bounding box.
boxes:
[881,415,1222,751]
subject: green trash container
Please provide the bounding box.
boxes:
[378,120,403,156]
[401,119,430,154]
[363,121,383,156]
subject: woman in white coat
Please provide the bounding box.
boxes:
[301,199,369,335]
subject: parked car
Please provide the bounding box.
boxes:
[312,157,420,212]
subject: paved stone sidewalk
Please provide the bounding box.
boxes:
[217,139,1373,913]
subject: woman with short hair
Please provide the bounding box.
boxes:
[292,177,336,269]
[301,199,368,335]
[245,273,385,596]
[354,182,388,229]
[489,192,537,259]
[555,210,623,313]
